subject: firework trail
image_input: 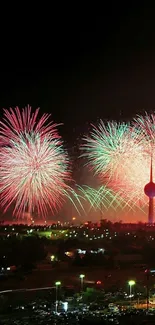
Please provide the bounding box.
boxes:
[77,185,139,212]
[0,106,83,218]
[81,118,154,209]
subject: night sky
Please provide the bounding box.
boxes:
[1,7,155,138]
[1,6,155,222]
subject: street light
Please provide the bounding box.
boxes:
[55,281,61,313]
[128,280,135,305]
[79,274,85,291]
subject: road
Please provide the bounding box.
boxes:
[0,265,149,293]
[0,286,55,294]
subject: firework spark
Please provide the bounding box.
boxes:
[134,113,155,144]
[0,106,82,218]
[0,105,59,146]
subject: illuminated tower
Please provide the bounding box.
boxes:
[144,157,155,224]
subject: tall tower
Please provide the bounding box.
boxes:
[144,157,155,224]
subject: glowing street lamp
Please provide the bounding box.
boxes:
[55,281,61,313]
[128,280,135,304]
[79,274,85,291]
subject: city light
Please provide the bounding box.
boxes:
[63,301,68,312]
[96,280,102,285]
[51,255,55,262]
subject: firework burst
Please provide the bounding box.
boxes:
[81,118,155,209]
[0,106,81,218]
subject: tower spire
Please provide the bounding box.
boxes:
[144,153,155,224]
[149,155,154,224]
[150,154,153,182]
